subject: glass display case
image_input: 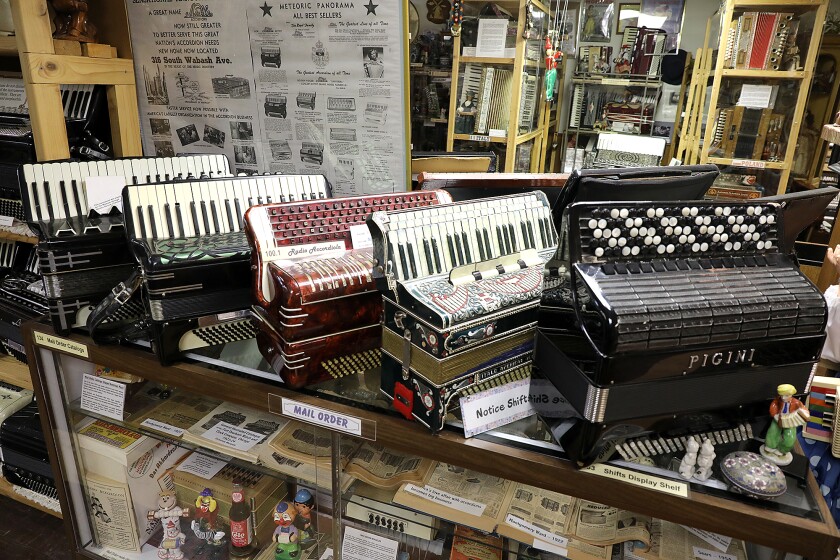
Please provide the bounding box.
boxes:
[25,322,840,560]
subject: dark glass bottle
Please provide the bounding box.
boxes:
[229,481,257,557]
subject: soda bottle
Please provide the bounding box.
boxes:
[229,481,257,557]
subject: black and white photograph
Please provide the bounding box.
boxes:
[153,140,175,157]
[230,120,254,141]
[149,118,170,136]
[260,45,282,67]
[211,75,252,99]
[363,46,385,78]
[202,124,226,148]
[142,64,169,105]
[234,144,257,165]
[175,123,200,146]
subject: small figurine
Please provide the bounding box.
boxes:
[694,439,716,482]
[761,384,810,466]
[50,0,97,43]
[293,488,317,549]
[191,488,225,547]
[147,490,190,560]
[678,436,699,479]
[454,92,477,134]
[273,501,301,560]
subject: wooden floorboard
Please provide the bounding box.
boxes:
[0,493,71,559]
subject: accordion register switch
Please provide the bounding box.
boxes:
[245,191,452,388]
[368,192,559,431]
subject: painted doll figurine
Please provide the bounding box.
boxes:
[293,488,316,548]
[273,501,301,560]
[147,491,190,560]
[761,384,810,466]
[192,488,225,546]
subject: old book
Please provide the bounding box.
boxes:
[450,525,503,560]
[86,472,141,552]
[128,391,223,436]
[262,422,357,486]
[622,521,747,560]
[344,442,435,490]
[182,402,287,463]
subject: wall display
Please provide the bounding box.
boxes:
[639,0,684,51]
[126,0,410,195]
[616,3,639,34]
[581,0,614,43]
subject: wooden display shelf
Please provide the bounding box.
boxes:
[0,355,33,390]
[23,323,840,560]
[0,230,37,244]
[721,69,808,79]
[571,76,662,87]
[0,35,16,56]
[707,156,787,169]
[459,55,516,65]
[0,476,60,518]
[515,128,542,144]
[735,0,823,6]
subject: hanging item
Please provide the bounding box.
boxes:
[544,0,569,102]
[449,0,463,36]
[426,0,450,24]
[523,1,539,39]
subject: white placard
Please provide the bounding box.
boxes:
[140,418,185,438]
[460,377,537,437]
[84,175,126,214]
[737,84,774,109]
[528,378,578,418]
[0,216,13,227]
[475,19,509,58]
[684,527,732,553]
[281,397,363,436]
[582,464,689,497]
[349,224,373,250]
[403,484,487,517]
[342,526,399,560]
[505,514,569,552]
[261,241,346,264]
[0,76,27,113]
[319,548,334,560]
[176,452,228,480]
[489,128,507,138]
[201,421,265,452]
[80,373,127,422]
[533,538,569,556]
[693,547,736,560]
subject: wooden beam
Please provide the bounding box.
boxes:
[82,42,115,59]
[20,52,135,85]
[52,40,82,57]
[106,84,143,157]
[10,0,54,54]
[25,82,70,160]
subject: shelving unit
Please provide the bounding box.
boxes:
[688,0,828,195]
[445,0,553,172]
[23,323,840,559]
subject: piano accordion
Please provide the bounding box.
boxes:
[297,92,316,110]
[368,193,559,431]
[265,95,288,119]
[328,97,356,112]
[537,199,828,466]
[364,103,388,125]
[247,191,451,388]
[300,142,324,166]
[627,27,666,77]
[123,174,331,364]
[22,155,231,334]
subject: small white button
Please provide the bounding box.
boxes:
[622,246,631,256]
[608,238,617,247]
[653,236,662,244]
[692,243,701,252]
[767,215,776,224]
[661,217,670,227]
[630,227,639,237]
[759,216,767,224]
[714,207,723,216]
[631,246,640,255]
[611,209,620,219]
[725,242,733,250]
[665,226,674,235]
[690,207,699,216]
[612,228,621,238]
[716,225,724,234]
[598,219,607,229]
[595,247,604,257]
[728,216,736,225]
[757,241,765,250]
[644,236,653,245]
[755,206,763,215]
[712,234,721,242]
[657,245,666,254]
[588,219,598,229]
[656,208,665,217]
[721,233,729,242]
[618,237,627,247]
[703,216,712,226]
[688,235,696,243]
[732,224,740,234]
[748,224,756,233]
[669,217,678,227]
[733,242,742,250]
[666,244,675,254]
[682,207,691,216]
[619,208,630,218]
[699,225,708,234]
[766,240,773,249]
[634,217,643,227]
[695,216,704,225]
[674,226,683,235]
[700,242,709,251]
[679,235,687,243]
[747,206,755,216]
[647,208,656,218]
[736,215,744,224]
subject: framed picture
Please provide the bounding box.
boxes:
[617,3,640,33]
[640,0,686,51]
[581,0,615,43]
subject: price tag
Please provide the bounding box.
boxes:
[81,374,126,422]
[731,159,766,169]
[469,134,491,142]
[404,484,487,517]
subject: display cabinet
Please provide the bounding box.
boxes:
[23,321,840,560]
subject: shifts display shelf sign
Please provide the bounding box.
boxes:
[126,0,410,196]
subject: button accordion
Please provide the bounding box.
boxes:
[245,190,451,388]
[369,193,559,431]
[538,195,832,466]
[297,92,316,110]
[122,174,331,364]
[21,155,231,334]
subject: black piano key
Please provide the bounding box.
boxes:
[70,180,84,218]
[527,221,537,248]
[147,204,159,238]
[200,201,211,233]
[475,229,486,261]
[398,244,410,278]
[164,203,175,238]
[136,205,147,238]
[483,229,493,258]
[507,224,517,251]
[537,218,548,247]
[248,197,255,208]
[496,226,506,255]
[461,232,472,262]
[422,239,434,273]
[42,181,53,219]
[431,239,442,273]
[406,242,418,277]
[30,182,42,221]
[521,223,530,249]
[453,233,465,264]
[210,200,221,233]
[234,199,244,228]
[190,201,201,233]
[59,180,70,218]
[175,203,184,237]
[225,200,235,231]
[447,235,458,266]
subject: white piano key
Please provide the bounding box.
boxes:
[46,162,65,220]
[185,156,198,179]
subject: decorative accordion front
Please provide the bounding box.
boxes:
[245,191,451,388]
[368,193,558,431]
[123,174,331,364]
[21,155,231,334]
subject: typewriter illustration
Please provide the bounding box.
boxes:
[297,92,316,110]
[264,95,287,118]
[364,103,387,125]
[300,142,324,165]
[328,97,356,111]
[369,193,559,431]
[261,46,281,67]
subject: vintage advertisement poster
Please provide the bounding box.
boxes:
[126,0,409,195]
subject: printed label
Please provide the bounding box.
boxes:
[261,242,346,263]
[693,547,736,560]
[230,517,253,548]
[582,464,689,497]
[505,514,569,552]
[731,159,766,169]
[280,398,363,436]
[34,331,89,357]
[176,453,227,479]
[684,527,732,552]
[342,527,399,560]
[349,224,373,250]
[602,78,631,85]
[460,377,537,437]
[0,216,13,226]
[468,134,491,142]
[201,421,265,451]
[403,484,487,517]
[528,378,578,418]
[80,374,127,422]
[140,418,185,438]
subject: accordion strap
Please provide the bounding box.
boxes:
[87,269,149,344]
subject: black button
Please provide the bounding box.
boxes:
[615,263,629,274]
[688,260,702,270]
[676,259,690,271]
[602,263,616,275]
[664,261,678,271]
[627,262,641,274]
[652,260,666,272]
[640,262,653,273]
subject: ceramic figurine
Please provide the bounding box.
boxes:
[760,384,810,466]
[147,490,190,560]
[273,501,301,560]
[694,439,716,482]
[293,488,316,549]
[719,451,787,499]
[678,436,699,479]
[192,488,225,546]
[50,0,97,43]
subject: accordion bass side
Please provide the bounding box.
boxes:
[245,191,453,388]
